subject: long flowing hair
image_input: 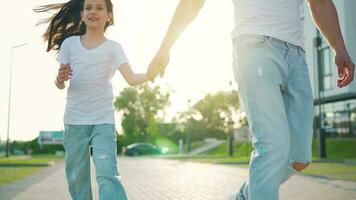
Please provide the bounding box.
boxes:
[34,0,114,52]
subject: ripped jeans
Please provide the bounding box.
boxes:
[64,124,127,200]
[232,35,314,200]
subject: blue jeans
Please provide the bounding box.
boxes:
[232,35,314,200]
[63,124,127,200]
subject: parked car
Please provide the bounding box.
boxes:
[123,143,166,156]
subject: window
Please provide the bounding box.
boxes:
[318,100,356,137]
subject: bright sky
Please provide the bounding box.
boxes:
[0,0,235,141]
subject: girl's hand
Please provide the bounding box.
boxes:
[57,64,72,83]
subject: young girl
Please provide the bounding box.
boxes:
[35,0,149,199]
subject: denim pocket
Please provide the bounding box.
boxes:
[237,35,267,49]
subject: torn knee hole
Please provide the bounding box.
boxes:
[292,162,309,172]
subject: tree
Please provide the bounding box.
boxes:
[239,115,249,127]
[114,84,170,144]
[176,90,240,151]
[193,91,239,139]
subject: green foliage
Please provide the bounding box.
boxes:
[157,123,182,143]
[5,139,64,155]
[116,133,130,154]
[194,91,239,138]
[239,116,248,127]
[146,118,160,141]
[178,91,240,143]
[114,87,240,151]
[114,84,170,144]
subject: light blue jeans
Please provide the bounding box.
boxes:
[63,124,127,200]
[232,35,314,200]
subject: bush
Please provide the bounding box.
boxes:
[8,138,64,155]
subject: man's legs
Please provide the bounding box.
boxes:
[64,125,93,200]
[281,44,314,182]
[231,36,314,200]
[232,35,293,200]
[91,124,128,200]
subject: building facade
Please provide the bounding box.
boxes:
[303,0,356,137]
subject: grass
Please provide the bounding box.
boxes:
[189,141,206,150]
[0,167,45,185]
[303,162,356,181]
[312,138,356,159]
[0,154,64,186]
[167,138,356,181]
[0,154,63,166]
[205,141,253,157]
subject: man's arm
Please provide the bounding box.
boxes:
[158,0,205,52]
[147,0,205,80]
[307,0,354,87]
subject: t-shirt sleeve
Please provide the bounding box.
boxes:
[56,38,70,64]
[112,43,129,69]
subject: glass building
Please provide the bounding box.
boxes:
[303,1,356,138]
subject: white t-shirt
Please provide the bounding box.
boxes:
[57,36,128,125]
[232,0,305,48]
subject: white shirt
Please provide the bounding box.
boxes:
[232,0,305,48]
[57,36,128,125]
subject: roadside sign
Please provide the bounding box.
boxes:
[38,131,64,145]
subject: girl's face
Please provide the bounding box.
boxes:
[81,0,112,31]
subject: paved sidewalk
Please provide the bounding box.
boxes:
[4,157,356,200]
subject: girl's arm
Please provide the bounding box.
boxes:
[119,63,148,86]
[55,64,72,90]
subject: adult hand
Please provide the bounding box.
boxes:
[335,51,355,88]
[57,64,72,83]
[147,50,170,81]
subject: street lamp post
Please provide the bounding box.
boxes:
[186,99,192,153]
[5,43,28,157]
[227,119,234,157]
[314,35,326,158]
[227,81,235,157]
